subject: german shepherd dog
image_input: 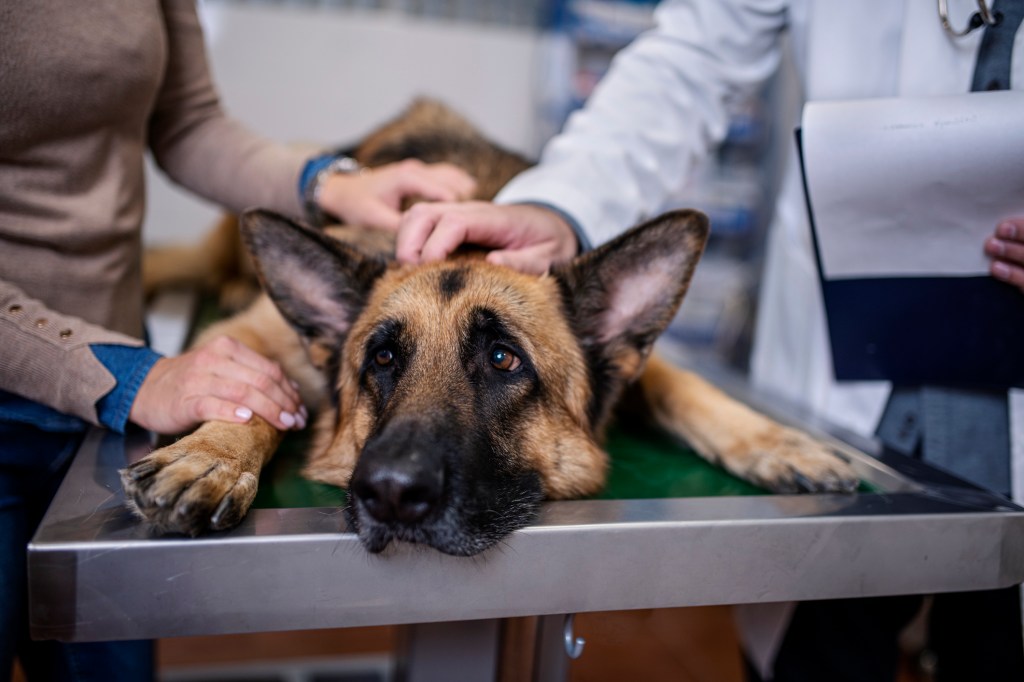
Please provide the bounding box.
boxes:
[124,101,857,556]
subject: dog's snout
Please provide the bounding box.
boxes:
[353,455,444,525]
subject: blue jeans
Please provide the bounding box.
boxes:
[0,425,153,682]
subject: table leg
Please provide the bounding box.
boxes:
[397,619,502,682]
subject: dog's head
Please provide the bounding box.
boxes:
[240,208,707,555]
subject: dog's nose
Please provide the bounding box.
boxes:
[352,457,443,525]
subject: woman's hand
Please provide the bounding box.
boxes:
[985,218,1024,292]
[395,202,579,275]
[317,159,476,231]
[130,335,306,434]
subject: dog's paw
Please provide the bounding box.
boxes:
[728,426,858,494]
[120,439,259,535]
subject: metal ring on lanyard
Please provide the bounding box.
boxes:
[938,0,1002,37]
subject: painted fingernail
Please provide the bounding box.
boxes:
[235,407,253,421]
[290,379,300,390]
[992,262,1011,279]
[280,411,296,428]
[997,222,1017,239]
[299,405,308,420]
[295,413,307,429]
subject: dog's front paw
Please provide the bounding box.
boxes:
[120,438,259,535]
[726,426,858,494]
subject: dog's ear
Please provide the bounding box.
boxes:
[554,209,708,383]
[239,209,387,355]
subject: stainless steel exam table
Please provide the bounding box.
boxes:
[26,360,1024,680]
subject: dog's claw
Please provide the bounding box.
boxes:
[124,460,158,481]
[122,443,258,536]
[738,427,860,495]
[791,469,816,493]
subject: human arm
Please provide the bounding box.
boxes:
[985,218,1024,292]
[148,1,473,228]
[0,280,304,435]
[396,0,788,270]
[0,279,149,427]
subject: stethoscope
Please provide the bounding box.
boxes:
[937,0,1003,37]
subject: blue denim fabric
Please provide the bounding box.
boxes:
[0,425,154,682]
[90,344,162,434]
[0,344,160,438]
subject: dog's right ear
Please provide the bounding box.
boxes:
[239,209,387,356]
[553,209,708,427]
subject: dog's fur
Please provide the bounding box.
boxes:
[125,101,856,556]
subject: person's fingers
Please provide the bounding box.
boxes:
[424,162,477,199]
[996,220,1022,241]
[418,213,475,263]
[185,395,306,430]
[986,235,1024,265]
[207,336,302,406]
[395,203,446,263]
[208,355,302,418]
[378,161,476,205]
[186,395,257,426]
[354,199,403,232]
[193,336,305,429]
[485,242,559,276]
[990,259,1024,290]
[986,221,1024,292]
[197,373,304,431]
[392,169,463,204]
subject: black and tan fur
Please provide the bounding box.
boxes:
[125,101,856,556]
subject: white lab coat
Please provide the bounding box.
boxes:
[498,0,1024,498]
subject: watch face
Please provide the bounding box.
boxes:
[329,156,362,174]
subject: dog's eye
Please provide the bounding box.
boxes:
[375,348,394,367]
[490,347,520,372]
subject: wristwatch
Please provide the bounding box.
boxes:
[302,154,362,227]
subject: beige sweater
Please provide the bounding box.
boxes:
[0,0,309,424]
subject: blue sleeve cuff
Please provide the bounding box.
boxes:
[298,152,338,204]
[91,344,163,434]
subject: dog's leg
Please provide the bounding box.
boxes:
[639,355,858,493]
[121,416,282,534]
[121,299,303,535]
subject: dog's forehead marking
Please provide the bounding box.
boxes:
[437,267,467,301]
[370,262,567,345]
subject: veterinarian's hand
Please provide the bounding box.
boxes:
[318,159,476,231]
[985,218,1024,293]
[130,335,307,434]
[395,202,579,275]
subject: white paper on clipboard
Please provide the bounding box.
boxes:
[801,90,1024,280]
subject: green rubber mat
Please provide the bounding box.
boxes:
[251,424,767,510]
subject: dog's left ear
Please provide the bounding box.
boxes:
[554,209,709,382]
[239,209,387,357]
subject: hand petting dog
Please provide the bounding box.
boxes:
[318,159,476,231]
[396,201,578,275]
[985,218,1024,293]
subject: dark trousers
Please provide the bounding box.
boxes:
[0,427,153,682]
[747,382,1023,682]
[745,588,1023,682]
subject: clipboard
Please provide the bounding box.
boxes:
[797,92,1024,388]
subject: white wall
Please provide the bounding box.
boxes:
[144,3,544,245]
